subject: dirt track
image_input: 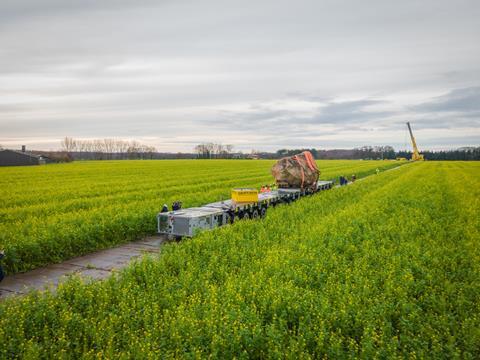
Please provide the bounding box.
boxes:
[0,236,164,299]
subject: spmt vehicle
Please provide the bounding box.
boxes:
[157,151,333,238]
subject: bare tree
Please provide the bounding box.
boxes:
[61,137,157,160]
[103,138,116,159]
[61,137,77,154]
[116,139,129,158]
[194,143,235,159]
[77,140,88,153]
[225,144,234,157]
[127,141,141,159]
[92,139,104,159]
[145,146,156,159]
[84,140,94,154]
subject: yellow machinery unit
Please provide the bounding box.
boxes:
[231,188,259,203]
[406,122,424,161]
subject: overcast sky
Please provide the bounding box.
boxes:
[1,0,479,152]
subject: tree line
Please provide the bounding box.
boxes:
[61,137,157,160]
[396,148,480,161]
[276,146,480,161]
[194,143,236,159]
[276,146,396,160]
[51,138,480,161]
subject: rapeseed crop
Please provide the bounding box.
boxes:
[0,161,478,358]
[0,159,399,273]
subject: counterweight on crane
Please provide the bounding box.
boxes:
[406,122,424,161]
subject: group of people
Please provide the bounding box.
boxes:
[161,201,183,213]
[339,174,356,186]
[260,184,276,193]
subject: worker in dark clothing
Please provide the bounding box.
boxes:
[172,201,182,211]
[161,204,168,213]
[351,174,356,182]
[227,209,235,224]
[0,250,5,283]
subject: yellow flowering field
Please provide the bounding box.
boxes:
[0,159,399,273]
[0,161,478,358]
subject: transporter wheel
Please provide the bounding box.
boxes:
[260,207,267,218]
[251,209,259,219]
[242,212,250,220]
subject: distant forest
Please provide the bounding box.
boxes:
[275,146,480,161]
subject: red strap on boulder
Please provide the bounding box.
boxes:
[303,151,317,171]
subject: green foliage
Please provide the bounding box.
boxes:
[0,161,478,358]
[0,159,399,274]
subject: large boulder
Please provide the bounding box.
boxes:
[271,151,320,189]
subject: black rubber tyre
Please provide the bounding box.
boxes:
[251,209,259,219]
[260,207,267,218]
[242,212,250,220]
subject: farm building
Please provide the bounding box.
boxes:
[0,146,51,166]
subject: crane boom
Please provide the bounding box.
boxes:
[406,122,424,161]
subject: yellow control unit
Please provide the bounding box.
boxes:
[231,188,258,203]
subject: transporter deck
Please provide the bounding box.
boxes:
[157,180,333,237]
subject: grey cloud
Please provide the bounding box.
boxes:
[412,117,480,130]
[210,98,394,131]
[0,0,479,151]
[404,87,480,131]
[308,100,393,125]
[413,87,480,113]
[0,0,159,24]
